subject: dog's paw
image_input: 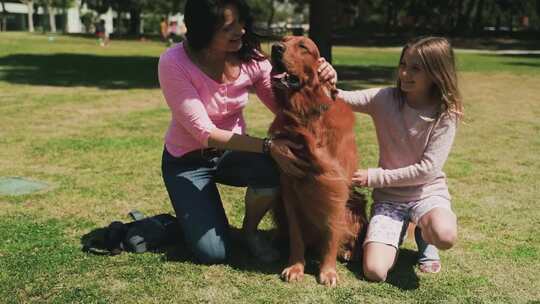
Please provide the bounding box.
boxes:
[281,264,304,282]
[318,268,339,287]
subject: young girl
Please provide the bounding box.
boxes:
[336,36,463,281]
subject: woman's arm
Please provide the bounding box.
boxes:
[208,130,308,177]
[251,59,278,114]
[362,116,457,188]
[159,54,307,176]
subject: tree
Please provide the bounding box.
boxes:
[0,0,7,31]
[35,0,57,32]
[309,0,335,62]
[20,0,35,32]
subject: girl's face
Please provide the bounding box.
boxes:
[208,5,246,53]
[398,49,434,95]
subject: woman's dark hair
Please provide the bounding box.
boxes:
[184,0,266,62]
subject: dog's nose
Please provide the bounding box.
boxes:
[272,43,285,55]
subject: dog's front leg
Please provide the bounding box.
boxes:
[318,216,343,287]
[280,190,305,282]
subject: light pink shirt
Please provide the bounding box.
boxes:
[158,43,276,157]
[338,87,457,202]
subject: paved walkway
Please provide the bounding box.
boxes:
[454,49,540,54]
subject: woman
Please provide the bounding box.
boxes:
[158,0,336,264]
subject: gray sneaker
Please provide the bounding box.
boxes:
[415,226,441,273]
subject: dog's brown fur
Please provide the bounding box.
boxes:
[269,36,367,287]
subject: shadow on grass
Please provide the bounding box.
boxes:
[344,248,419,290]
[0,53,397,90]
[497,53,540,68]
[0,53,159,89]
[81,226,418,289]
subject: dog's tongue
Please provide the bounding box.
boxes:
[272,72,287,79]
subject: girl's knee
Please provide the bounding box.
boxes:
[363,261,390,282]
[434,226,457,250]
[362,242,397,282]
[362,252,394,282]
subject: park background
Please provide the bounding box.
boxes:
[1,0,540,303]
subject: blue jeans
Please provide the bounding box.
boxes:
[161,147,280,264]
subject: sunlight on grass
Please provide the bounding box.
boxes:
[1,32,539,303]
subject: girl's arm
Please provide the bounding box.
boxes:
[366,115,457,188]
[337,87,386,115]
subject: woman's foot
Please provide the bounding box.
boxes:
[245,232,280,263]
[415,226,441,273]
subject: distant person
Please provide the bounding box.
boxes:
[334,36,463,280]
[95,20,109,47]
[158,0,336,264]
[160,17,169,42]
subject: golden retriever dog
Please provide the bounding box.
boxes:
[269,36,367,287]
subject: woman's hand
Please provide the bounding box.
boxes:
[269,138,309,178]
[352,169,369,187]
[317,57,338,85]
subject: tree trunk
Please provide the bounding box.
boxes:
[384,1,394,33]
[26,1,34,32]
[62,0,68,33]
[473,0,484,33]
[47,5,56,32]
[463,0,476,30]
[0,0,7,32]
[116,10,122,34]
[457,0,476,32]
[453,0,464,29]
[266,0,275,29]
[129,8,141,35]
[309,0,334,63]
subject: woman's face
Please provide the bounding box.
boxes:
[398,49,434,95]
[208,5,246,53]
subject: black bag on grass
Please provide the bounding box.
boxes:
[94,210,181,255]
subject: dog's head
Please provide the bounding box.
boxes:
[270,36,323,92]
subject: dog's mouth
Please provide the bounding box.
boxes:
[271,71,301,90]
[271,43,302,91]
[271,61,302,91]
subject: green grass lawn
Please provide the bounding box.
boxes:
[1,32,539,303]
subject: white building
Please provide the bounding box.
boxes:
[1,0,121,35]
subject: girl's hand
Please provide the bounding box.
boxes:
[317,57,338,85]
[269,139,309,178]
[352,169,369,187]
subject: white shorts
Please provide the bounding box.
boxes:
[364,196,453,249]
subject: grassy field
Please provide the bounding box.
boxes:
[1,32,539,303]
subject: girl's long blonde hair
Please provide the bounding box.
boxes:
[396,36,464,120]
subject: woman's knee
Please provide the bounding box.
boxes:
[192,229,229,264]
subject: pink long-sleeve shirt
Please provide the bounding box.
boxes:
[158,43,277,157]
[338,87,457,203]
